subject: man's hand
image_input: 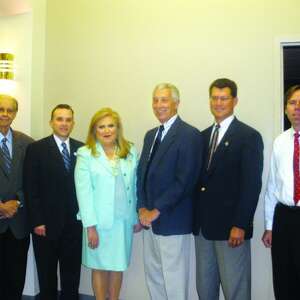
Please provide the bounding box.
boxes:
[87,226,99,249]
[262,230,272,248]
[34,225,46,236]
[228,226,245,248]
[139,208,160,227]
[0,200,19,218]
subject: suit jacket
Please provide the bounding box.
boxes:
[137,117,203,235]
[75,143,138,229]
[24,135,83,239]
[0,130,33,239]
[193,117,264,240]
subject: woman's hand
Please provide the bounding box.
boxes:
[133,222,143,233]
[87,226,99,249]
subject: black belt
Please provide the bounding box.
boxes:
[278,202,300,211]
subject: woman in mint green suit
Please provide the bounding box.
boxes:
[75,108,141,300]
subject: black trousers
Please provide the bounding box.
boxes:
[32,221,82,300]
[272,203,300,300]
[0,228,30,300]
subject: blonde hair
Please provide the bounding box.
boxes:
[86,107,131,158]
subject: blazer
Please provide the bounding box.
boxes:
[137,117,203,235]
[193,117,264,240]
[0,130,33,239]
[75,143,138,229]
[24,135,83,239]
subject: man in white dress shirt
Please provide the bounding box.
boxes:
[262,85,300,300]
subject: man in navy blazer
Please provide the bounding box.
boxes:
[193,78,264,300]
[137,83,203,300]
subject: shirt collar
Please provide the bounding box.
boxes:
[0,128,13,144]
[53,134,70,148]
[214,115,235,130]
[161,114,178,130]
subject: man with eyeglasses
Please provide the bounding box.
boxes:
[0,94,34,300]
[193,78,264,300]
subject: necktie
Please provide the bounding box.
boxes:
[61,142,71,171]
[1,137,11,174]
[293,132,300,204]
[207,124,220,170]
[148,125,164,164]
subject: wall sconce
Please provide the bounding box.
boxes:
[0,53,14,80]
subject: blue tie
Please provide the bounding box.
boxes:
[148,125,164,164]
[1,137,11,174]
[61,142,71,171]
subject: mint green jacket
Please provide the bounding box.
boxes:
[75,143,138,229]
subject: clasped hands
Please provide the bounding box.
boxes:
[0,200,20,218]
[138,208,160,228]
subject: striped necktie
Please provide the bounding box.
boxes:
[207,124,220,170]
[61,142,71,171]
[1,137,12,174]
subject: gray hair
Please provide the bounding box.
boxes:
[152,83,180,102]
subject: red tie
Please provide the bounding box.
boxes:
[294,132,300,204]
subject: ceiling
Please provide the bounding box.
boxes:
[0,0,31,16]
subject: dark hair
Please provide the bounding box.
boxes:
[50,104,74,120]
[209,78,238,98]
[284,85,300,107]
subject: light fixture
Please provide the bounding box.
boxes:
[0,53,14,80]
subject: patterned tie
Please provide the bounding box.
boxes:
[61,142,71,171]
[148,125,164,164]
[293,132,300,204]
[207,124,220,170]
[1,137,12,174]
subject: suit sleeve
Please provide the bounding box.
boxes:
[23,143,44,228]
[154,129,203,213]
[136,133,149,210]
[74,147,98,228]
[232,130,264,229]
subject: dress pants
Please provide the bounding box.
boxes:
[194,231,251,300]
[32,221,82,300]
[272,203,300,300]
[0,228,30,300]
[143,229,191,300]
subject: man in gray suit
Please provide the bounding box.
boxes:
[0,94,33,300]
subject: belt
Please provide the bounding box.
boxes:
[278,202,300,211]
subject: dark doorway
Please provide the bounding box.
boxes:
[283,45,300,130]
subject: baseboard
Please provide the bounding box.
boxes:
[23,294,95,299]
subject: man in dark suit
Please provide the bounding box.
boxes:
[137,83,203,300]
[24,104,83,300]
[193,78,264,300]
[0,94,33,300]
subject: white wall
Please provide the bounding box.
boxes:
[4,0,300,298]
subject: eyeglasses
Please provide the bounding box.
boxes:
[210,96,233,102]
[0,108,16,114]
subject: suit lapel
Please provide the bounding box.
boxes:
[48,135,68,174]
[10,131,23,179]
[150,117,181,168]
[208,118,238,173]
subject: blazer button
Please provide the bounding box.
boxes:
[201,187,206,192]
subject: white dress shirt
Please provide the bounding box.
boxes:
[0,128,13,157]
[53,134,71,154]
[210,115,235,145]
[149,114,178,155]
[264,128,300,230]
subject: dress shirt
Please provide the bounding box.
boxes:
[53,134,71,154]
[210,115,235,145]
[0,128,13,157]
[149,114,178,154]
[264,128,300,230]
